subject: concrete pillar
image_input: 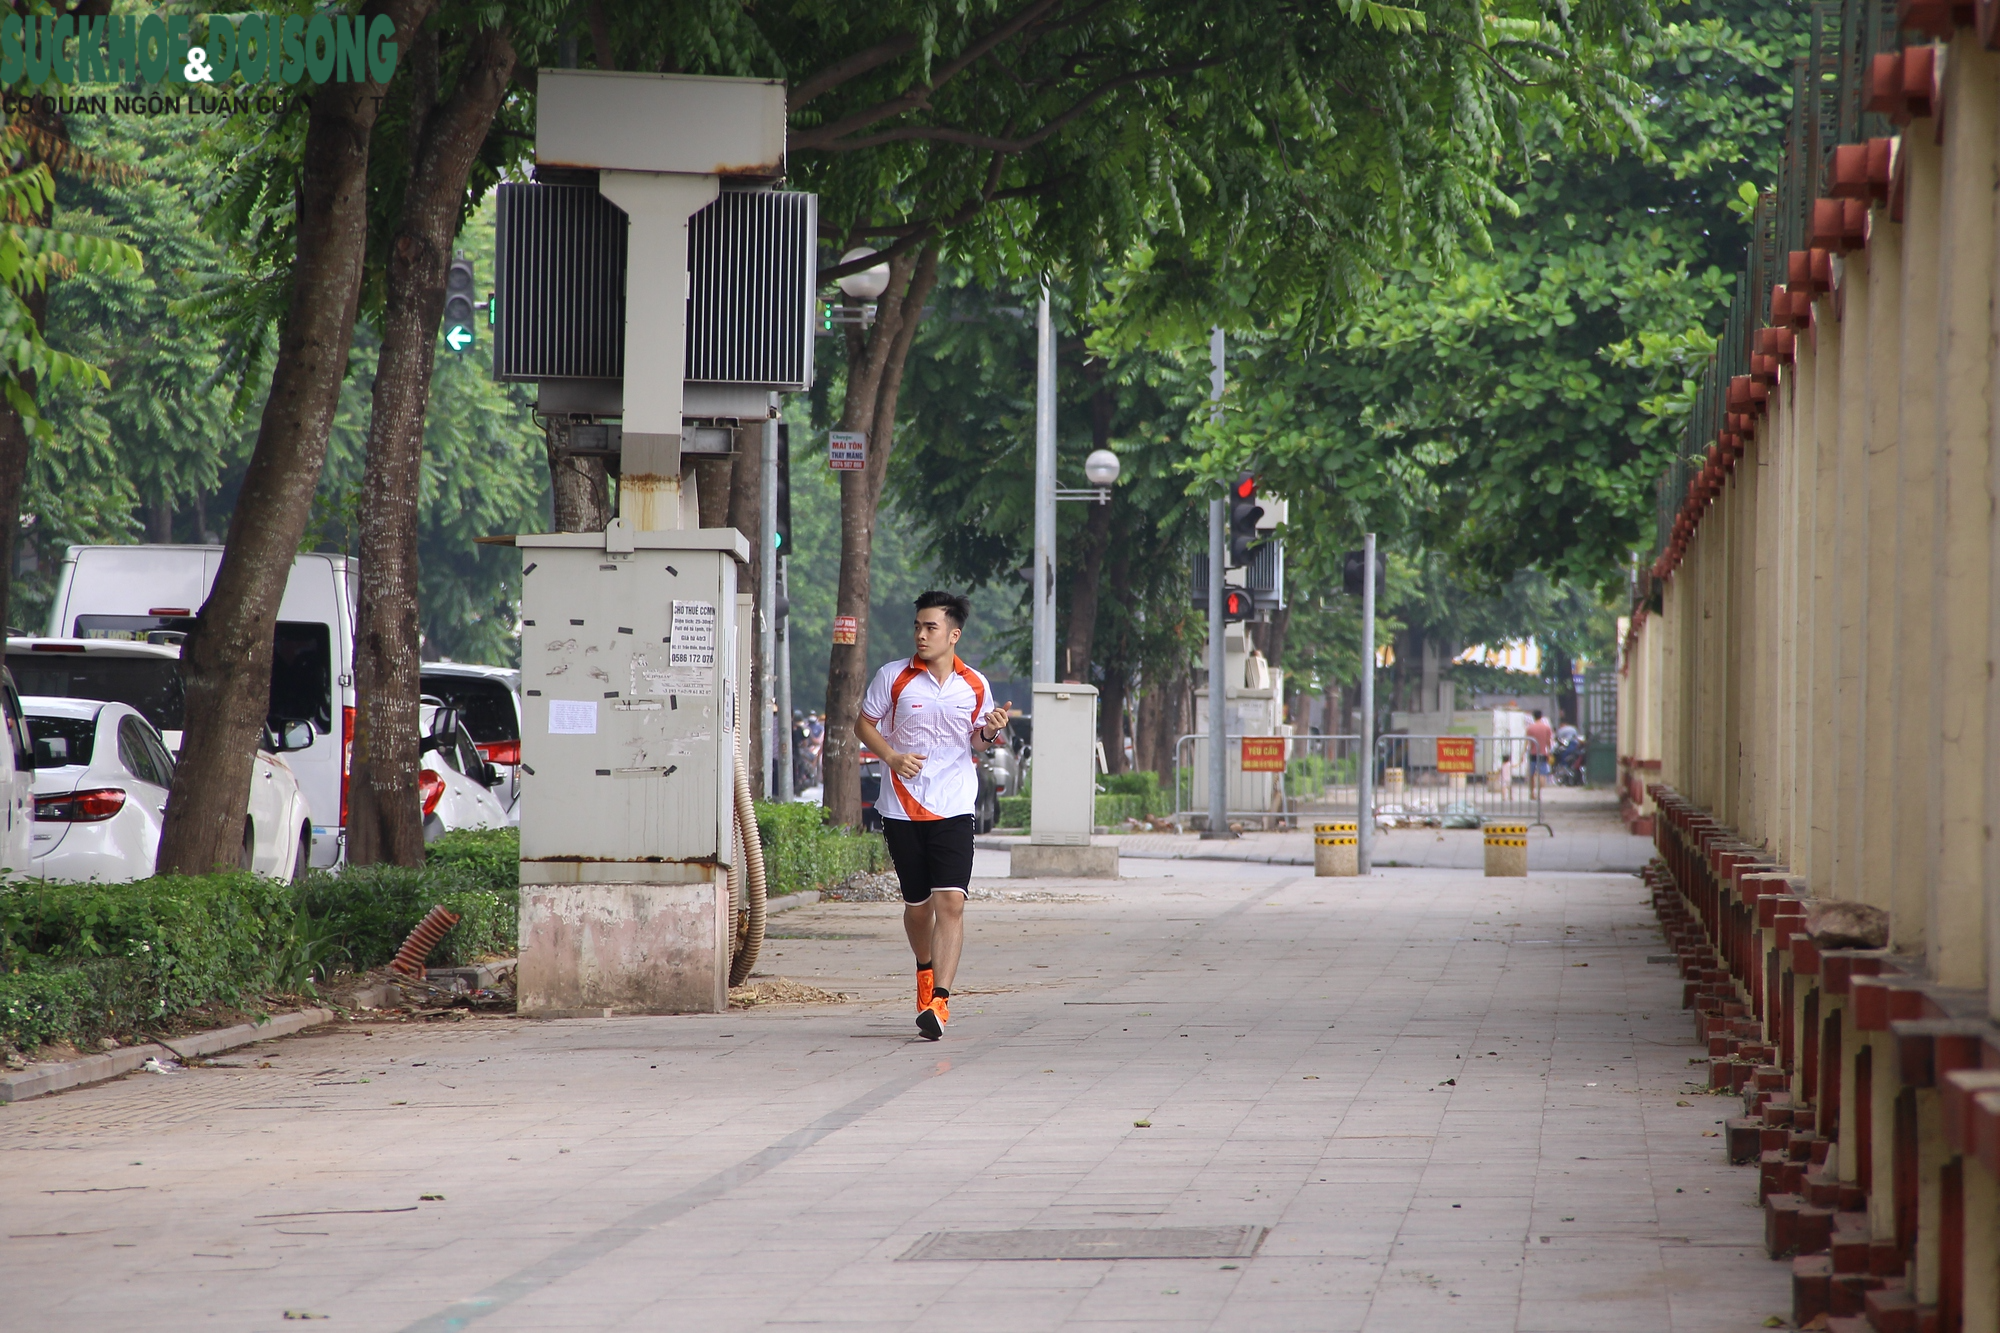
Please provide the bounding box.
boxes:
[1831,265,1869,899]
[1915,1089,1945,1302]
[1772,374,1798,864]
[1790,339,1821,878]
[1927,38,1999,992]
[1893,123,1944,959]
[1965,1156,2000,1330]
[1751,427,1777,848]
[1860,220,1903,912]
[1809,313,1843,890]
[1868,1030,1899,1241]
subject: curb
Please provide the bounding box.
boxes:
[972,836,1307,867]
[769,890,820,912]
[0,1007,335,1106]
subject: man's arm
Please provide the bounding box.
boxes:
[856,714,923,779]
[970,702,1012,753]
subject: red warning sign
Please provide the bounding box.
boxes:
[832,615,857,645]
[1436,736,1476,773]
[1240,737,1286,772]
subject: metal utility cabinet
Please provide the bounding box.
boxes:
[517,532,744,878]
[510,69,807,1017]
[515,530,749,1016]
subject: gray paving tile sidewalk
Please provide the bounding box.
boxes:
[0,854,1781,1332]
[991,791,1657,873]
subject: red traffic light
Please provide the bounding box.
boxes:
[1223,589,1251,620]
[1234,473,1257,499]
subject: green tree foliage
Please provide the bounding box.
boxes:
[30,117,229,626]
[310,200,548,665]
[1192,0,1807,594]
[885,273,1211,686]
[28,121,543,661]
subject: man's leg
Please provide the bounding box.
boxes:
[930,890,966,990]
[903,900,935,966]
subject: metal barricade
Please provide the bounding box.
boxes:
[1372,734,1549,832]
[1171,733,1364,828]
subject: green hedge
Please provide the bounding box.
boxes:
[997,772,1167,832]
[0,814,878,1055]
[0,871,300,1021]
[754,801,887,896]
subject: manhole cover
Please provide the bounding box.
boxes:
[899,1225,1266,1262]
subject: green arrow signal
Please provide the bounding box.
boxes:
[445,324,473,352]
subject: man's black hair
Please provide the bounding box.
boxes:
[915,589,971,628]
[1532,709,1544,720]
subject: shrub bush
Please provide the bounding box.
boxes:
[0,962,117,1051]
[0,872,298,1018]
[293,863,515,972]
[754,801,887,895]
[424,827,520,895]
[996,796,1030,828]
[1,810,892,1055]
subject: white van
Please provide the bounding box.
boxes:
[45,545,357,868]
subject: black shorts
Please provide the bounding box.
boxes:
[881,815,975,903]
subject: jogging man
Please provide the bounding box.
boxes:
[854,590,1011,1040]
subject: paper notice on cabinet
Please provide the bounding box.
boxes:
[548,700,598,735]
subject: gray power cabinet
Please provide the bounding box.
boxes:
[516,529,748,883]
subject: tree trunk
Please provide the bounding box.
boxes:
[1095,542,1131,772]
[1550,647,1578,726]
[157,0,433,876]
[1059,386,1116,682]
[544,416,611,531]
[821,245,939,827]
[348,23,516,869]
[0,369,34,637]
[690,454,732,529]
[1263,603,1290,677]
[725,425,764,799]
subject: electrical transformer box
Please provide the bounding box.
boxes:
[516,529,749,882]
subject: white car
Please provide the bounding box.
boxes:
[418,699,510,842]
[23,697,313,882]
[419,664,522,823]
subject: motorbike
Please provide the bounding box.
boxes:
[1552,732,1587,787]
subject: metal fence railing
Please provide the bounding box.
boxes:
[1170,732,1550,832]
[1372,735,1548,832]
[1172,733,1365,827]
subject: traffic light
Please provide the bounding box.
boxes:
[774,424,792,556]
[1227,471,1263,567]
[443,256,476,351]
[1222,588,1252,622]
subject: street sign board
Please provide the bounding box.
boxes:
[1241,737,1285,772]
[829,431,866,471]
[1436,736,1475,773]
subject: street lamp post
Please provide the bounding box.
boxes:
[1204,327,1233,840]
[1032,286,1057,685]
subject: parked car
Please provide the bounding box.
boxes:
[859,754,884,832]
[7,638,186,747]
[418,699,510,841]
[418,664,522,822]
[44,545,357,867]
[0,666,35,874]
[974,721,1021,833]
[21,697,313,882]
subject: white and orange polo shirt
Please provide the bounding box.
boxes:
[859,655,992,821]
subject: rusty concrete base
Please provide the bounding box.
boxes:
[518,881,728,1016]
[1009,843,1119,878]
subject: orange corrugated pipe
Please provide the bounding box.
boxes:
[389,905,463,977]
